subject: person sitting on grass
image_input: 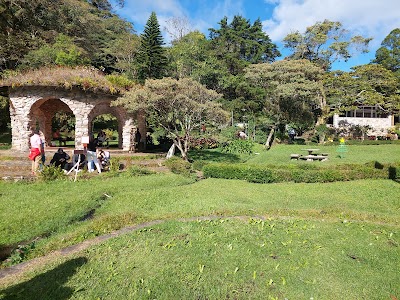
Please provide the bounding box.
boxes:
[50,148,70,170]
[97,149,110,170]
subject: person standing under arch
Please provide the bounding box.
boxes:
[29,128,44,175]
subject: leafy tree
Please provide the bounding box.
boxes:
[87,15,136,74]
[207,15,280,123]
[0,0,133,73]
[0,95,10,131]
[245,59,325,148]
[325,64,400,114]
[283,19,372,71]
[20,34,90,69]
[113,77,229,160]
[166,30,230,93]
[373,28,400,75]
[104,31,140,78]
[135,12,168,82]
[167,31,210,79]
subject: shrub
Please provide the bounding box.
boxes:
[222,139,254,154]
[109,157,122,173]
[203,163,275,183]
[38,165,66,182]
[190,137,219,150]
[164,157,193,177]
[203,162,399,184]
[192,160,208,171]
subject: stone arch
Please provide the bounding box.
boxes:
[29,98,75,146]
[8,86,139,152]
[88,102,133,149]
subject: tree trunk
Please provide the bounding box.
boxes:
[315,115,328,145]
[174,138,188,161]
[166,143,175,159]
[318,132,326,145]
[265,127,275,150]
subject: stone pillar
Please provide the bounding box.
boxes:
[10,96,41,152]
[121,117,134,151]
[68,99,94,149]
[137,110,147,150]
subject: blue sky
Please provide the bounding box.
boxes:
[112,0,400,71]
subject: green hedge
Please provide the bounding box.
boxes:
[203,162,399,183]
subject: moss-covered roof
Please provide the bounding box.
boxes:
[0,66,134,95]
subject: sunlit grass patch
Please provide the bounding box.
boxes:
[4,218,397,299]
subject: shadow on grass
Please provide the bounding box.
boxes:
[0,257,87,300]
[189,149,241,163]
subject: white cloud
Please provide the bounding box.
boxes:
[115,0,188,44]
[262,0,400,48]
[119,0,247,43]
[189,0,246,36]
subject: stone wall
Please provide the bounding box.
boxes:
[9,86,140,152]
[332,114,394,136]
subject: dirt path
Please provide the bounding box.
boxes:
[0,211,397,286]
[0,216,244,286]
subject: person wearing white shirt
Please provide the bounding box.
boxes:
[29,129,43,175]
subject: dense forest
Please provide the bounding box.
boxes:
[0,0,399,143]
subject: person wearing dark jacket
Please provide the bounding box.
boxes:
[50,148,70,170]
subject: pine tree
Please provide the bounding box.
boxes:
[373,28,400,75]
[136,12,168,82]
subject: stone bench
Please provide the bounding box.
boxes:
[290,154,302,160]
[300,155,329,161]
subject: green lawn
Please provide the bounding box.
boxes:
[0,174,399,299]
[0,143,399,299]
[2,218,398,299]
[246,143,400,165]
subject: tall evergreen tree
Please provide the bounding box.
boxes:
[209,16,280,76]
[373,28,400,75]
[136,12,168,83]
[206,15,280,122]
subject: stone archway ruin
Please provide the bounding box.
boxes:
[8,86,145,152]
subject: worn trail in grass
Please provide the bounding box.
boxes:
[0,173,399,299]
[0,217,398,299]
[1,176,399,254]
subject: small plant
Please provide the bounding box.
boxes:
[3,242,36,266]
[105,74,135,90]
[38,165,66,181]
[109,157,122,172]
